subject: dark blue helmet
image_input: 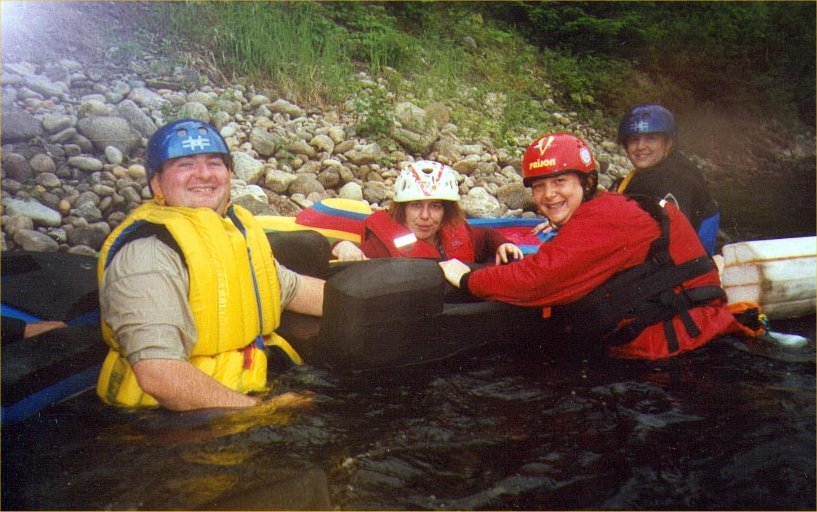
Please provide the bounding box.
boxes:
[617,104,676,145]
[145,119,230,180]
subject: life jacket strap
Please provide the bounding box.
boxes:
[557,194,727,353]
[605,285,726,347]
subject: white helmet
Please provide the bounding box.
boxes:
[393,160,460,203]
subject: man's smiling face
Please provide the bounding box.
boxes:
[151,153,232,214]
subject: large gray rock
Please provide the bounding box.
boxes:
[1,106,43,142]
[2,197,62,227]
[310,134,335,153]
[178,101,210,123]
[269,99,304,118]
[362,181,389,204]
[287,140,317,158]
[77,116,141,154]
[2,153,33,182]
[35,172,62,188]
[338,181,363,201]
[67,223,110,250]
[496,182,531,211]
[392,127,438,154]
[41,114,72,133]
[317,168,341,189]
[28,153,57,173]
[67,156,104,173]
[345,143,385,165]
[288,174,325,196]
[187,91,216,107]
[75,201,104,223]
[3,214,34,237]
[264,169,298,194]
[128,87,169,110]
[231,152,265,184]
[23,73,67,98]
[13,229,60,252]
[48,127,78,143]
[116,99,157,138]
[394,102,431,133]
[213,99,240,116]
[249,127,278,158]
[231,185,277,215]
[452,155,481,176]
[78,99,113,118]
[432,137,464,161]
[459,187,503,218]
[391,102,439,153]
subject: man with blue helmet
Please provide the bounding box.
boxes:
[617,104,720,254]
[96,119,324,411]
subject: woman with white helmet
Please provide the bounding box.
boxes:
[332,161,523,264]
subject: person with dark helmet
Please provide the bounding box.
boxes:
[439,132,749,360]
[617,103,720,254]
[96,119,324,411]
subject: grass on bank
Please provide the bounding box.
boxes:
[153,2,633,149]
[152,2,813,152]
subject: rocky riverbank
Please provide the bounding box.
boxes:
[2,2,813,254]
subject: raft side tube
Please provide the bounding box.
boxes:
[722,236,816,265]
[1,251,100,322]
[279,257,546,370]
[721,237,816,320]
[266,230,331,278]
[1,324,105,424]
[316,258,445,368]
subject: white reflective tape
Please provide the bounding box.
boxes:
[394,233,417,248]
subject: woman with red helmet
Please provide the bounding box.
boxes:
[332,160,523,264]
[440,132,746,360]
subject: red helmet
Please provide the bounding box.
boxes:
[522,132,597,186]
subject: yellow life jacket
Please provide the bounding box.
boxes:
[616,167,641,194]
[96,202,296,408]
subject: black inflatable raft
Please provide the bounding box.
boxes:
[268,230,545,370]
[1,251,104,424]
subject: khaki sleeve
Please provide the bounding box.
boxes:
[99,236,197,365]
[275,261,301,309]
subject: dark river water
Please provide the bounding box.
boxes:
[2,158,815,510]
[2,326,815,510]
[713,156,816,243]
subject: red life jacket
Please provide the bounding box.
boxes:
[363,210,475,261]
[555,195,732,359]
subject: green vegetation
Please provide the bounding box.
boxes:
[156,1,815,146]
[158,2,355,105]
[496,1,815,126]
[352,83,396,141]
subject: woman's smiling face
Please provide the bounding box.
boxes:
[624,133,673,170]
[529,172,585,227]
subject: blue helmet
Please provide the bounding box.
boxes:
[145,119,230,180]
[617,104,676,145]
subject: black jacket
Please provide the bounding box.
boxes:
[621,151,719,231]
